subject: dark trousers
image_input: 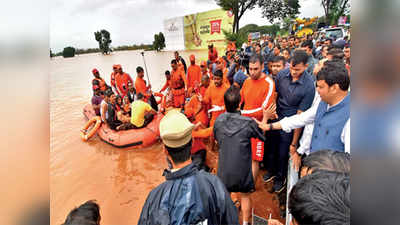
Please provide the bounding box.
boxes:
[264,129,293,182]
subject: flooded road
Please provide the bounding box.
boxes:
[50,50,282,224]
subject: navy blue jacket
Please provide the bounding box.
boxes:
[138,163,239,225]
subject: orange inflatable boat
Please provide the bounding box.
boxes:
[83,104,163,148]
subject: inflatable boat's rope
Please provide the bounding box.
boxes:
[145,127,160,140]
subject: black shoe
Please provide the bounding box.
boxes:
[273,178,287,193]
[263,171,276,183]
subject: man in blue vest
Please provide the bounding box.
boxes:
[254,60,350,170]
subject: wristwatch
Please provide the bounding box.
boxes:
[268,123,273,131]
[290,143,298,148]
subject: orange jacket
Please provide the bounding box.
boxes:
[208,47,218,63]
[115,73,133,97]
[187,64,202,91]
[240,74,276,120]
[135,77,150,98]
[93,77,107,91]
[171,68,187,90]
[110,72,117,89]
[160,80,171,92]
[185,95,208,127]
[203,82,229,126]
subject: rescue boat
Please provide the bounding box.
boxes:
[83,104,163,148]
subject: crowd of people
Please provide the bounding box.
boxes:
[77,31,351,225]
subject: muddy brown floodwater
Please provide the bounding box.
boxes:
[50,50,284,225]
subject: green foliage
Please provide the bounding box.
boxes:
[216,0,258,33]
[152,32,166,51]
[223,29,247,49]
[114,44,152,51]
[223,23,282,48]
[62,47,75,58]
[239,23,282,36]
[259,0,300,23]
[94,29,112,54]
[321,0,350,25]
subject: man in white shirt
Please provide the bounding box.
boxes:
[255,60,350,171]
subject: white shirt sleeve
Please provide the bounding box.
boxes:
[342,119,350,153]
[280,93,321,133]
[297,124,314,155]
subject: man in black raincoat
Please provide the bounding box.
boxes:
[138,109,239,225]
[213,86,272,225]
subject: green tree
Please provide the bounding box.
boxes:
[216,0,258,33]
[321,0,350,25]
[258,0,300,23]
[152,32,166,51]
[94,29,112,54]
[62,47,75,58]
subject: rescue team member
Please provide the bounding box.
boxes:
[91,68,108,91]
[159,70,171,93]
[170,59,187,108]
[192,70,229,151]
[202,70,229,127]
[215,57,230,86]
[130,93,157,129]
[187,54,202,94]
[199,74,210,97]
[240,54,276,182]
[184,90,209,172]
[114,65,133,98]
[214,86,269,225]
[135,66,151,101]
[110,64,120,94]
[185,74,211,171]
[138,110,239,225]
[174,51,187,75]
[208,44,218,63]
[200,61,208,77]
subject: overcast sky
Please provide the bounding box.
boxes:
[50,0,324,52]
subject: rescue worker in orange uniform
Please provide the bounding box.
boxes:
[135,66,151,102]
[174,51,187,75]
[208,44,218,63]
[170,59,188,109]
[240,54,276,182]
[215,57,230,87]
[91,68,108,92]
[199,74,210,97]
[193,70,229,151]
[187,54,202,95]
[200,61,209,78]
[159,70,171,93]
[114,65,133,98]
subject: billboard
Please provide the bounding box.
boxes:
[183,8,234,50]
[164,16,185,51]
